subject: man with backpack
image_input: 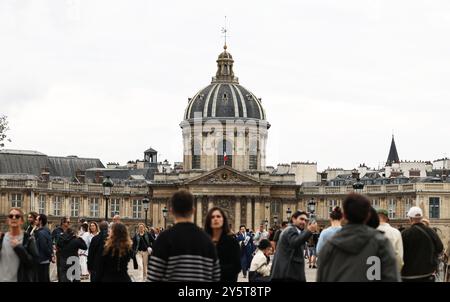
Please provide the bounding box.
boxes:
[401,206,443,282]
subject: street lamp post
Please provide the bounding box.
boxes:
[265,204,269,228]
[273,215,278,228]
[353,178,365,193]
[308,198,317,222]
[102,176,114,222]
[142,196,150,228]
[286,207,292,222]
[162,206,168,229]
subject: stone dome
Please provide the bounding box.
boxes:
[184,45,266,120]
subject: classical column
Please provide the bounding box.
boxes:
[84,196,89,218]
[208,197,214,210]
[246,197,252,230]
[0,192,6,215]
[234,198,241,233]
[196,196,203,227]
[30,191,36,213]
[125,198,130,219]
[151,200,158,227]
[254,197,262,229]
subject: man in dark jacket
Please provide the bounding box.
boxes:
[271,211,317,281]
[34,214,53,282]
[52,217,70,282]
[0,207,39,282]
[272,221,288,250]
[87,221,109,282]
[57,228,87,282]
[317,193,400,282]
[401,206,444,282]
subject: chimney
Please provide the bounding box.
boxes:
[95,171,103,184]
[75,170,85,183]
[321,171,328,185]
[41,167,50,182]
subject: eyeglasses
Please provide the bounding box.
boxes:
[8,214,22,219]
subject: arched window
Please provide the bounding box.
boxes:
[217,139,232,167]
[192,140,201,169]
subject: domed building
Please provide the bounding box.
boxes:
[150,45,298,231]
[181,45,269,171]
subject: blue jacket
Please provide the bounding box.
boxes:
[34,227,53,263]
[236,232,255,258]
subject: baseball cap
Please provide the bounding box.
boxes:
[407,206,423,218]
[376,208,389,217]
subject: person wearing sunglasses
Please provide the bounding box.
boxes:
[270,210,318,282]
[0,207,39,282]
[52,217,71,282]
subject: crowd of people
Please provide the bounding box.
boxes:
[0,190,449,282]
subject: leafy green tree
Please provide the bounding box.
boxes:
[0,115,11,148]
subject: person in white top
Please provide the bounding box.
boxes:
[249,239,272,282]
[377,208,404,272]
[78,223,91,279]
[254,224,269,247]
[88,222,99,240]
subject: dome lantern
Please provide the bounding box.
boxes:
[213,45,238,84]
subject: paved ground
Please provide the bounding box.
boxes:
[237,266,317,282]
[51,257,318,282]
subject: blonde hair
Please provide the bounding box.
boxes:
[9,207,24,221]
[103,223,132,258]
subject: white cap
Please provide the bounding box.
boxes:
[407,206,423,218]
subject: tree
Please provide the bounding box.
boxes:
[0,115,11,148]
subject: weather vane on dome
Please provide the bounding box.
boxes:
[221,16,228,49]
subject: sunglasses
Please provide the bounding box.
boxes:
[8,214,22,219]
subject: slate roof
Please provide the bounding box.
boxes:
[0,149,104,178]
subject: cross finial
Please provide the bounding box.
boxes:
[221,16,228,49]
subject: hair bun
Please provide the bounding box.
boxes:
[333,206,342,213]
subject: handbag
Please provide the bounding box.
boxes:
[132,255,139,270]
[248,261,270,282]
[248,270,271,282]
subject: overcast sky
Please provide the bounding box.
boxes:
[1,0,450,171]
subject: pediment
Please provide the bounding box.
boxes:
[184,166,261,185]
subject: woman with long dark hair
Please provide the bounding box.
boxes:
[98,223,133,282]
[204,207,241,281]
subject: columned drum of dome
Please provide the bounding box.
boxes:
[181,45,269,172]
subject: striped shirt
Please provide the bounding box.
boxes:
[147,222,220,282]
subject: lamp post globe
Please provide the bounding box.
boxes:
[162,206,168,229]
[102,176,114,221]
[308,198,317,220]
[142,196,150,227]
[286,207,292,222]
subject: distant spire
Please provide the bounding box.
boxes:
[386,135,400,166]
